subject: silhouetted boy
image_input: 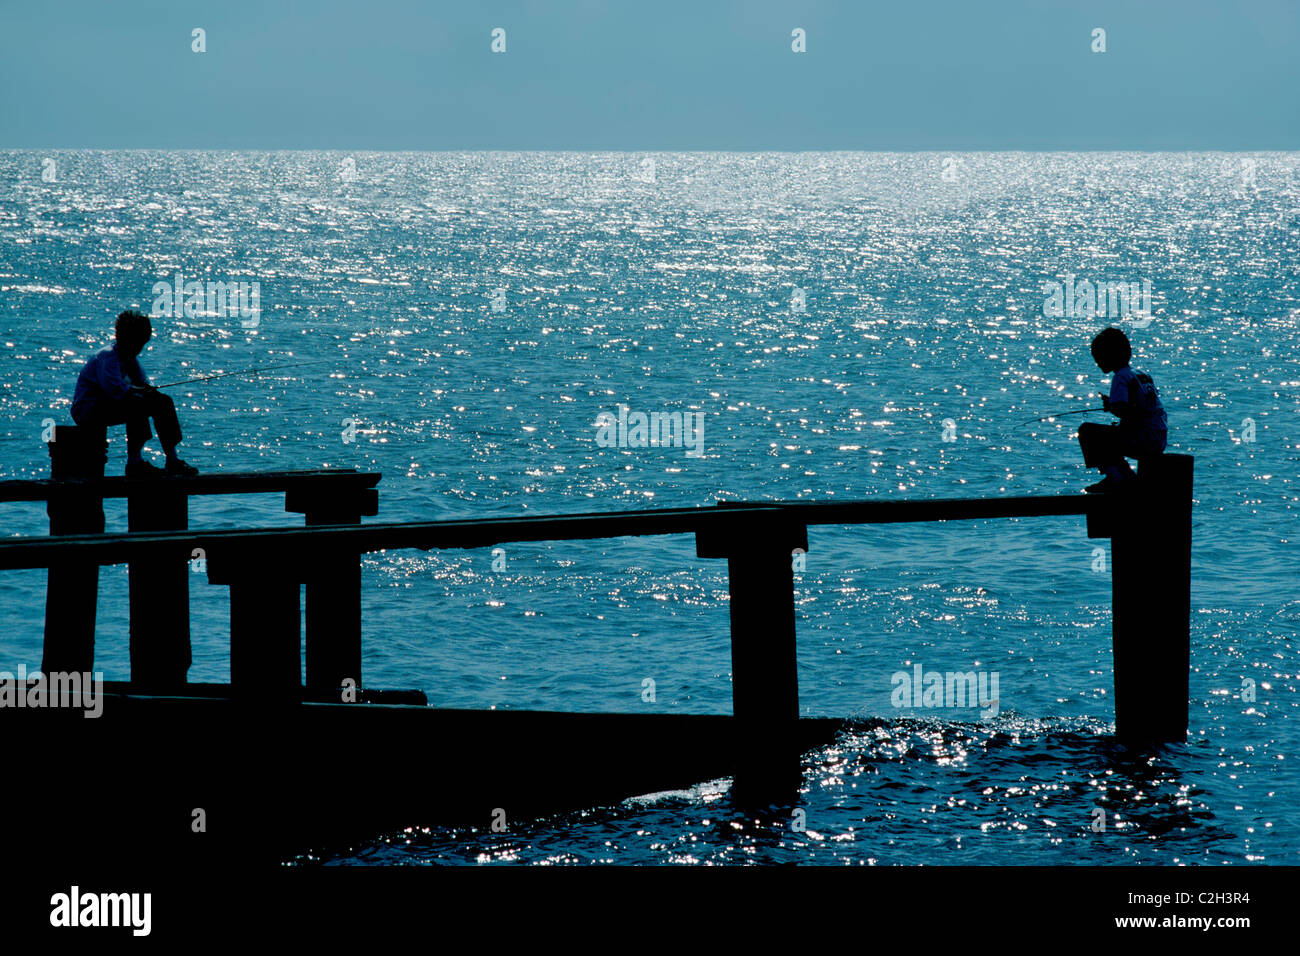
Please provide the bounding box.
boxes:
[71,310,198,477]
[1078,327,1166,493]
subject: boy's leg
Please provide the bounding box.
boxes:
[1127,429,1167,459]
[106,395,153,463]
[81,397,157,473]
[139,389,196,474]
[125,425,147,462]
[1102,460,1135,482]
[1078,422,1119,470]
[140,389,183,460]
[1079,423,1135,487]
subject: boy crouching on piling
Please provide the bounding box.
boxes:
[1078,327,1167,493]
[71,310,198,478]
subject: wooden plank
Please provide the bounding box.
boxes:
[284,486,379,518]
[747,494,1106,525]
[0,469,381,502]
[0,505,776,568]
[0,495,1106,571]
[94,680,428,706]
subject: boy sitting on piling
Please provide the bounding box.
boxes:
[71,310,199,477]
[1078,327,1166,493]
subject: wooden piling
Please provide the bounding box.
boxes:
[128,485,190,691]
[1109,454,1194,743]
[697,506,807,798]
[43,425,105,673]
[286,486,377,697]
[209,556,303,702]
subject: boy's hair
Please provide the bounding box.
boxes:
[1090,326,1131,368]
[114,310,152,345]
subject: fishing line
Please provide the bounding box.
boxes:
[154,358,334,389]
[1016,406,1105,427]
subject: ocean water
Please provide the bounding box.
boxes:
[0,151,1297,865]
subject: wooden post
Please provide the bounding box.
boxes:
[1110,454,1193,743]
[286,486,376,698]
[208,555,302,702]
[697,505,807,798]
[43,425,106,673]
[128,485,190,691]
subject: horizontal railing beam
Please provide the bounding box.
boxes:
[0,505,785,569]
[0,469,381,503]
[751,494,1104,525]
[0,494,1107,571]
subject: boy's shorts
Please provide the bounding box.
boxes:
[1078,422,1166,468]
[71,389,183,448]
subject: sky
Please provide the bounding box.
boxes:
[1,0,1297,149]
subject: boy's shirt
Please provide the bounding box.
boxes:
[1109,365,1167,437]
[71,345,148,423]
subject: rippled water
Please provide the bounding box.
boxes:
[1,151,1297,864]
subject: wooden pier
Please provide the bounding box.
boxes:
[0,427,1194,859]
[4,425,379,695]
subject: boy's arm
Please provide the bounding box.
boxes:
[123,356,155,391]
[1101,394,1136,418]
[97,352,135,401]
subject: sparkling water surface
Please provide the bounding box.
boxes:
[1,151,1296,864]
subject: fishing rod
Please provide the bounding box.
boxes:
[1017,406,1105,427]
[153,359,332,389]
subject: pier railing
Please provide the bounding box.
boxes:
[1,424,378,693]
[0,440,1193,743]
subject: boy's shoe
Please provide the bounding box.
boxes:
[126,460,166,479]
[1084,476,1133,494]
[165,458,199,477]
